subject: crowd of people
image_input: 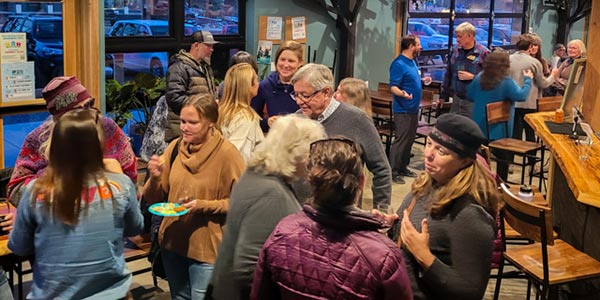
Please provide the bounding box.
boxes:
[0,26,587,300]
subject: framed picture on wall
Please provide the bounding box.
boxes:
[561,58,586,120]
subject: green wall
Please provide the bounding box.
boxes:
[246,1,582,88]
[529,0,586,60]
[353,0,397,90]
[246,0,339,78]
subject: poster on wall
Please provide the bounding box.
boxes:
[257,40,273,65]
[0,33,27,63]
[2,61,35,102]
[266,16,283,40]
[291,16,306,40]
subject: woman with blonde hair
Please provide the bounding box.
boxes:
[334,77,372,117]
[550,39,587,95]
[218,63,264,161]
[394,113,501,300]
[210,115,326,300]
[9,109,144,300]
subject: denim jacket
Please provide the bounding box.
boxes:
[8,173,144,300]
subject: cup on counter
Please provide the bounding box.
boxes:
[577,138,592,161]
[554,108,564,123]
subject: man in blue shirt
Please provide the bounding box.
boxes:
[389,35,423,184]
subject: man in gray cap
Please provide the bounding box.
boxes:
[165,30,220,142]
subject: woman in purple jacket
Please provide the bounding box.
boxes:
[250,40,303,131]
[251,137,413,300]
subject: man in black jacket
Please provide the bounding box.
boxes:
[165,30,219,142]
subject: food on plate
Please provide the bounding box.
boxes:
[150,202,185,215]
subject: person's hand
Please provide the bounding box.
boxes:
[398,90,413,99]
[551,68,559,78]
[181,199,197,210]
[147,155,164,179]
[371,209,399,225]
[457,71,474,81]
[267,115,281,128]
[103,158,123,174]
[1,213,14,233]
[523,69,534,79]
[400,209,435,268]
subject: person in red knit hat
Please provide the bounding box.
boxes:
[7,76,137,206]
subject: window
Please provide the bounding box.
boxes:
[105,0,246,84]
[405,0,527,83]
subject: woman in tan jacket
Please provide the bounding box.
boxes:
[145,94,245,300]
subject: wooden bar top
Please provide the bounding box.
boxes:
[525,112,600,207]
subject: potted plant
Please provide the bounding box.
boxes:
[106,73,166,154]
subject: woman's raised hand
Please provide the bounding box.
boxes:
[147,155,164,179]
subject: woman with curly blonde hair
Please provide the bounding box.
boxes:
[210,115,326,300]
[218,63,264,161]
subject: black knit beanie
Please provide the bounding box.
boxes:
[428,113,485,158]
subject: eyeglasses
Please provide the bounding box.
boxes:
[291,89,324,103]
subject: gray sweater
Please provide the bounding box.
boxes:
[321,102,392,206]
[209,170,301,300]
[509,51,555,110]
[397,192,496,300]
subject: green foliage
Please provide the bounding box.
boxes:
[105,73,166,133]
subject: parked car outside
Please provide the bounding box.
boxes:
[407,20,448,51]
[107,20,197,77]
[1,14,63,88]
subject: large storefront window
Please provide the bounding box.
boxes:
[406,0,528,83]
[0,2,63,92]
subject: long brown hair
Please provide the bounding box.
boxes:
[32,109,110,225]
[479,52,510,90]
[412,159,501,217]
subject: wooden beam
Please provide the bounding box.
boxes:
[581,0,600,132]
[63,0,101,109]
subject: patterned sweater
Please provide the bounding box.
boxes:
[8,116,137,205]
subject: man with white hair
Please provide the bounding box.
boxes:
[441,22,490,116]
[291,63,392,207]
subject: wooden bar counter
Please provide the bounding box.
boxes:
[526,112,600,273]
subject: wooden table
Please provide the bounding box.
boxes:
[525,112,600,295]
[525,112,600,208]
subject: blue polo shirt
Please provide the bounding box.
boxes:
[389,54,422,114]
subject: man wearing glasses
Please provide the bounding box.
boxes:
[165,30,219,142]
[291,63,392,207]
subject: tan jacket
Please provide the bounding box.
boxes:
[144,130,245,263]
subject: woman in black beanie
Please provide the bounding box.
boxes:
[395,113,501,300]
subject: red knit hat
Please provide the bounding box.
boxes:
[42,76,92,116]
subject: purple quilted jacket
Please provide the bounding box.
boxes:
[251,205,413,300]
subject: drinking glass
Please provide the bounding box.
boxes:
[178,184,193,204]
[422,72,432,86]
[577,138,592,161]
